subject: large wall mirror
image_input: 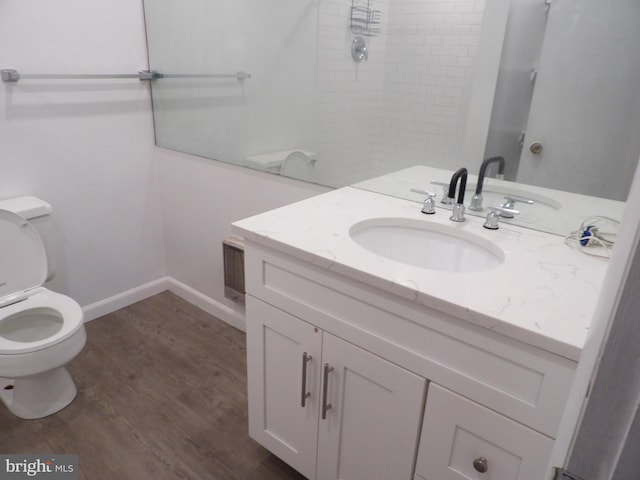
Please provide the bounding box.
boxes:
[143,0,640,235]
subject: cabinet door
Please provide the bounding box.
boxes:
[246,296,322,479]
[316,333,426,480]
[415,384,553,480]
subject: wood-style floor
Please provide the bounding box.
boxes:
[0,291,306,480]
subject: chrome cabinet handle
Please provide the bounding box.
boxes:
[473,457,488,473]
[321,363,334,420]
[300,352,312,407]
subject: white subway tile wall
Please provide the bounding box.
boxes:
[314,0,485,186]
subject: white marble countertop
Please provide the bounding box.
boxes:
[232,187,611,361]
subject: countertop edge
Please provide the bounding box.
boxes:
[231,222,585,362]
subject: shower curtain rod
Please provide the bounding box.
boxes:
[0,69,252,83]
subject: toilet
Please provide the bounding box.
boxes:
[280,150,317,182]
[245,149,317,181]
[0,196,85,419]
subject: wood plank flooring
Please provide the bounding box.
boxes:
[0,291,306,480]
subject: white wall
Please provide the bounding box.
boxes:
[516,0,640,200]
[313,0,390,186]
[155,147,328,329]
[380,0,486,172]
[145,0,318,166]
[312,0,488,185]
[0,0,166,315]
[0,0,328,326]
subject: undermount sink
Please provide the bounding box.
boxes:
[349,218,505,273]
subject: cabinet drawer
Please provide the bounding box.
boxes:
[415,384,553,480]
[245,244,575,437]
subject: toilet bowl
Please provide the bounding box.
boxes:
[0,199,86,419]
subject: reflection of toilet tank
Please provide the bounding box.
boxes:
[245,149,317,181]
[0,196,56,281]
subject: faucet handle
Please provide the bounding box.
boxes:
[429,181,453,205]
[500,195,533,218]
[410,188,436,196]
[410,188,437,214]
[484,206,519,230]
[503,194,534,204]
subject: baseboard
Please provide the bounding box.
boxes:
[81,277,247,332]
[167,278,246,332]
[82,278,170,322]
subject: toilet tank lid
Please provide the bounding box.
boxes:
[0,196,52,219]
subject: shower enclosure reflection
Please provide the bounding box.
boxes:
[143,0,640,228]
[144,0,501,184]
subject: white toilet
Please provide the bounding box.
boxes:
[0,196,86,419]
[280,150,317,182]
[245,149,317,181]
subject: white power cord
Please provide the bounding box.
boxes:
[564,216,620,259]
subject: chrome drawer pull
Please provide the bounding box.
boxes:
[300,352,312,407]
[321,363,334,419]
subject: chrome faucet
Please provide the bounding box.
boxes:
[469,156,505,211]
[483,206,519,230]
[430,181,453,205]
[447,167,468,222]
[500,194,534,218]
[410,188,437,214]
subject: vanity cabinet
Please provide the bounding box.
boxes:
[246,296,426,480]
[243,242,577,480]
[415,384,553,480]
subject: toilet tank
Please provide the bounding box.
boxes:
[0,196,57,280]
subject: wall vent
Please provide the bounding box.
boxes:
[223,237,245,302]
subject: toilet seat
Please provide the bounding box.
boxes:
[0,209,84,355]
[0,288,84,355]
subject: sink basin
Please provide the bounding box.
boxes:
[349,218,504,273]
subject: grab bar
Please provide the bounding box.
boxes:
[1,69,252,83]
